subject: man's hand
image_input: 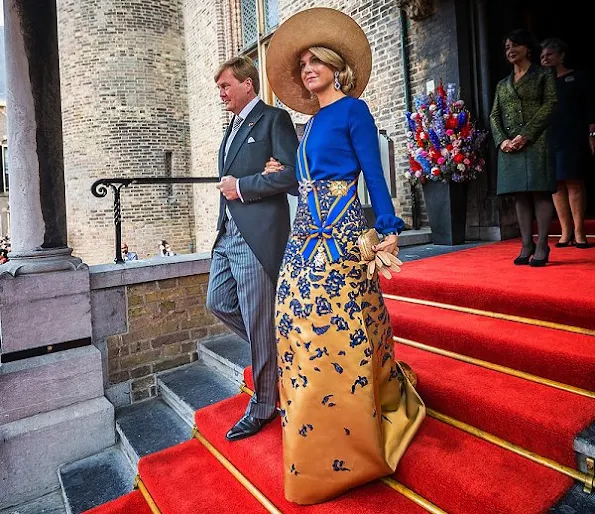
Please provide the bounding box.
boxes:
[217,176,239,201]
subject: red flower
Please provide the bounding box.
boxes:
[453,153,464,163]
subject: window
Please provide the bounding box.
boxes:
[240,0,279,105]
[1,144,7,194]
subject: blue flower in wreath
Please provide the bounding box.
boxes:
[330,315,349,331]
[298,424,314,437]
[344,292,362,319]
[332,460,351,472]
[297,275,311,299]
[290,298,312,319]
[351,375,369,394]
[277,280,291,305]
[347,267,362,279]
[282,351,294,365]
[349,329,367,348]
[278,314,293,338]
[324,270,346,298]
[316,297,333,316]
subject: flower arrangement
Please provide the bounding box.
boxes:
[404,81,488,184]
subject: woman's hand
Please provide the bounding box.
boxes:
[373,234,398,255]
[510,135,528,151]
[262,157,284,175]
[500,139,514,153]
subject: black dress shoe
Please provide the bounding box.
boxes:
[575,241,591,249]
[225,413,276,442]
[514,244,536,265]
[529,246,550,267]
[555,232,574,248]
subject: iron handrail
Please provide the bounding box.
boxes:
[91,177,219,263]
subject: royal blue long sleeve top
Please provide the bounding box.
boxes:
[302,96,404,234]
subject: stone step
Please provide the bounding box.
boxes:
[0,346,104,426]
[550,483,595,514]
[58,447,134,514]
[0,491,66,514]
[116,397,192,468]
[0,397,115,510]
[397,227,432,247]
[157,360,239,426]
[197,333,251,384]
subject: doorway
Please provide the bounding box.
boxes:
[484,0,595,215]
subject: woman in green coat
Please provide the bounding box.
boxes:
[490,29,557,266]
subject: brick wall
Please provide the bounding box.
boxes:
[182,0,439,232]
[57,0,195,265]
[183,0,231,254]
[104,273,225,402]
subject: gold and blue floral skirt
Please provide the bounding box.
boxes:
[276,180,425,505]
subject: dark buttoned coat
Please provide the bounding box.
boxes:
[489,65,557,195]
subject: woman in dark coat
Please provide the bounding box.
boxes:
[540,38,595,249]
[490,29,557,266]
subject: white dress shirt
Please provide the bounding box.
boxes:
[225,96,261,214]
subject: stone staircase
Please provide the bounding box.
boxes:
[51,328,595,514]
[57,334,247,514]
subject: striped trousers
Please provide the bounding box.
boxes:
[206,216,278,419]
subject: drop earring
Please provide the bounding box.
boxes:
[334,71,341,90]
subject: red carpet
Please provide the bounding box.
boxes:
[394,417,573,514]
[394,342,595,467]
[381,238,595,330]
[197,392,572,514]
[83,490,152,514]
[387,299,595,391]
[194,394,427,513]
[137,439,270,513]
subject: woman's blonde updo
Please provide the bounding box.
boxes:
[309,46,356,95]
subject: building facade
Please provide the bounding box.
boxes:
[58,0,577,264]
[57,0,196,264]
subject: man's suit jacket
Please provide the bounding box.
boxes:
[216,99,299,283]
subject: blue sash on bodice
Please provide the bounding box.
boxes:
[297,120,358,263]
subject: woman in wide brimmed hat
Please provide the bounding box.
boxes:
[265,7,425,505]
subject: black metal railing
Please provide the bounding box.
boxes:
[91,177,219,263]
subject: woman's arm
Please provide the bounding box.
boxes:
[519,69,557,143]
[348,99,404,236]
[489,84,510,150]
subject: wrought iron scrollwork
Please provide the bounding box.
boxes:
[91,177,219,263]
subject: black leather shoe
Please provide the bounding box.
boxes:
[225,413,276,442]
[530,246,550,267]
[575,241,591,249]
[555,232,574,248]
[514,244,536,265]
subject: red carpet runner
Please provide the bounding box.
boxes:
[84,491,152,514]
[380,238,595,330]
[86,238,594,513]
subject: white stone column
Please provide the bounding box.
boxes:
[1,0,82,276]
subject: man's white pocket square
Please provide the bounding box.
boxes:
[247,137,256,143]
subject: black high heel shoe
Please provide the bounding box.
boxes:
[555,232,574,248]
[514,244,536,265]
[530,246,550,267]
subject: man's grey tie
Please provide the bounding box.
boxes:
[224,115,244,222]
[224,115,244,161]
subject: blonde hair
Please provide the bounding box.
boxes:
[309,46,355,95]
[214,55,260,94]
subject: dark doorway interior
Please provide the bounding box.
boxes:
[485,0,595,215]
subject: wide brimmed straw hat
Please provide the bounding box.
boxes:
[266,8,372,115]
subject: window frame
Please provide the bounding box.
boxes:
[240,0,279,105]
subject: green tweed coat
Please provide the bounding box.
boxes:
[489,65,557,195]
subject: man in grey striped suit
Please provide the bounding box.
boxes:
[207,56,299,441]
